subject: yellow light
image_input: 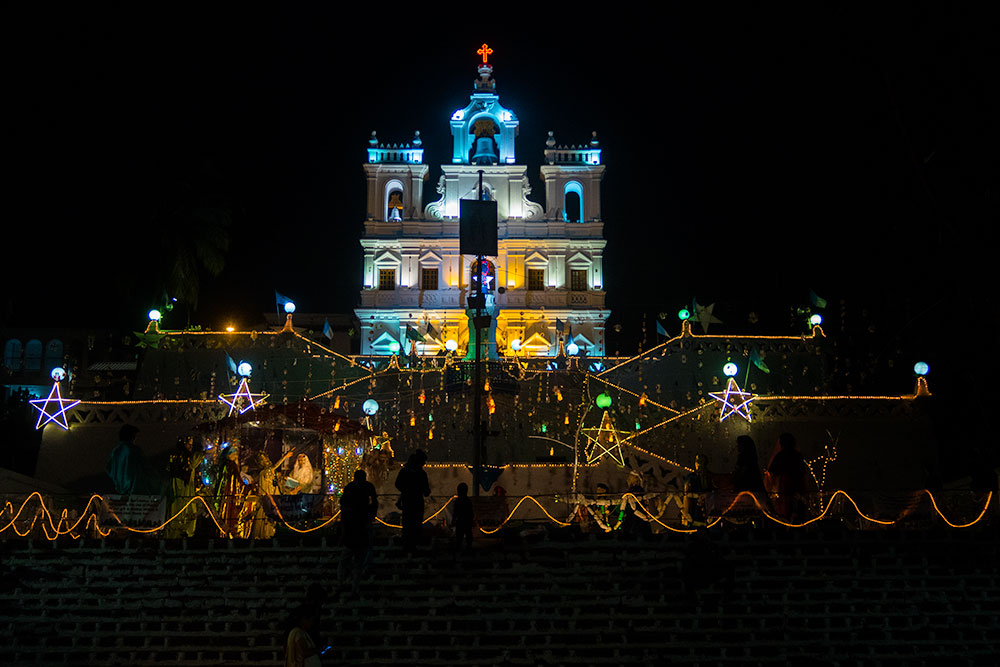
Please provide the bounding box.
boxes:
[418,390,425,404]
[225,326,235,332]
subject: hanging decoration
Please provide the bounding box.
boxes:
[580,410,628,466]
[707,377,755,422]
[29,368,80,431]
[218,361,268,416]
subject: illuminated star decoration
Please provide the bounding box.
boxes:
[30,381,81,430]
[218,377,268,416]
[707,378,755,422]
[693,301,723,333]
[580,410,628,466]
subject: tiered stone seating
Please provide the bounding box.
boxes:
[2,526,998,666]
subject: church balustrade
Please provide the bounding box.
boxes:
[360,289,466,308]
[497,290,605,309]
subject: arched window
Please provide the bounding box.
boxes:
[24,339,43,371]
[470,259,496,293]
[383,179,405,221]
[3,339,23,371]
[563,181,584,222]
[44,339,64,370]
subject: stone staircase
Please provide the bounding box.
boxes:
[2,526,999,666]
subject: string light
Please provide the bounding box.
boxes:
[707,378,755,422]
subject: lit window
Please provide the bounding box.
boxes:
[378,269,395,291]
[421,268,439,290]
[528,269,545,291]
[570,270,588,292]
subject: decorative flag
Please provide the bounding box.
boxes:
[275,290,294,314]
[750,347,771,374]
[555,319,564,333]
[809,290,827,309]
[426,322,438,339]
[655,320,667,337]
[405,325,423,341]
[224,352,238,375]
[323,318,334,340]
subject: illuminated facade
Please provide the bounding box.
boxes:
[356,55,609,357]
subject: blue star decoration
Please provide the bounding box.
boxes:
[218,377,269,416]
[708,378,755,422]
[30,381,81,430]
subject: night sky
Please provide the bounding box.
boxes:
[5,6,996,398]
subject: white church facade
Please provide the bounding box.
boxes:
[355,51,609,358]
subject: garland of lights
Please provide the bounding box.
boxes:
[1,488,992,540]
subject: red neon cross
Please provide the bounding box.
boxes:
[477,43,493,65]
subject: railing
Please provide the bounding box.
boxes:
[1,489,993,540]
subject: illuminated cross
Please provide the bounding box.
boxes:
[30,381,80,430]
[477,43,493,65]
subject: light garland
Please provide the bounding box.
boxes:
[2,489,991,539]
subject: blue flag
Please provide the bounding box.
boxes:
[555,319,564,333]
[809,290,827,309]
[656,320,667,337]
[750,347,771,374]
[322,318,333,340]
[275,290,294,314]
[224,352,238,375]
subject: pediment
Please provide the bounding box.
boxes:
[525,251,548,267]
[370,332,399,349]
[419,250,444,265]
[373,249,401,266]
[567,251,592,267]
[522,332,552,349]
[571,334,595,350]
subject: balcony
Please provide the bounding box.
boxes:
[358,288,607,311]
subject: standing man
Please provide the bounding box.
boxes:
[394,450,430,554]
[338,469,378,592]
[106,424,145,495]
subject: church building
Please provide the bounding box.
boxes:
[356,48,609,358]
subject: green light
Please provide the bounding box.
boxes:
[635,421,641,431]
[678,309,691,321]
[388,341,401,354]
[541,424,547,433]
[428,413,433,422]
[596,393,612,409]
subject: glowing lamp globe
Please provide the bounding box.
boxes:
[913,361,929,376]
[148,309,162,322]
[723,362,738,377]
[595,393,612,409]
[388,341,401,354]
[362,399,379,415]
[355,447,363,456]
[678,309,691,321]
[509,338,522,352]
[445,339,459,352]
[809,313,823,326]
[566,342,579,356]
[237,361,253,377]
[283,301,296,314]
[50,367,67,382]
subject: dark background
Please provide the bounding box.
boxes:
[4,5,996,405]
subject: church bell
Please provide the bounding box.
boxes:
[472,137,498,165]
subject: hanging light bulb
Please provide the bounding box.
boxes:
[638,392,647,407]
[484,379,491,392]
[564,414,570,425]
[333,396,341,409]
[554,387,563,402]
[418,390,426,404]
[428,427,434,440]
[410,414,416,426]
[488,396,496,414]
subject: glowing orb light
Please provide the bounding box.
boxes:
[50,367,67,382]
[355,447,363,456]
[237,361,253,377]
[148,309,161,322]
[510,338,522,352]
[445,339,458,352]
[723,362,738,377]
[595,393,612,409]
[388,341,401,354]
[678,309,691,321]
[283,301,296,314]
[809,313,823,326]
[362,399,379,415]
[913,361,929,376]
[566,342,579,356]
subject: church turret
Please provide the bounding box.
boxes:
[356,44,609,359]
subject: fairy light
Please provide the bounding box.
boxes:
[707,378,755,422]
